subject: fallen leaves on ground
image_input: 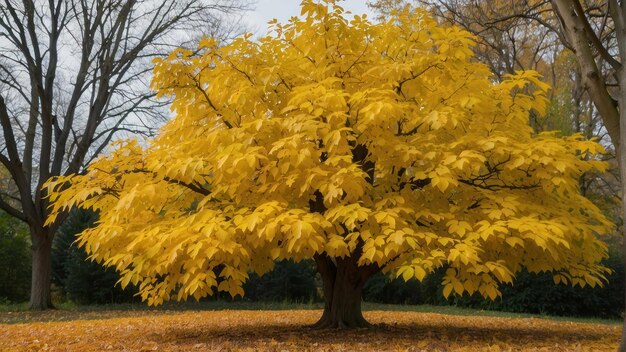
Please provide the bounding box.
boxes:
[0,309,619,351]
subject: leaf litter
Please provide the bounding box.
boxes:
[0,309,619,351]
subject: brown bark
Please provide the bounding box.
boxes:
[551,0,621,150]
[309,146,378,328]
[616,24,626,351]
[312,254,378,329]
[29,227,54,310]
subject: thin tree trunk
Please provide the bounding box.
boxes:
[29,228,55,310]
[614,5,626,348]
[312,254,377,329]
[617,64,626,352]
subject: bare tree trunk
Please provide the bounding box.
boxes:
[313,254,377,329]
[29,227,54,310]
[607,3,626,351]
[617,65,626,352]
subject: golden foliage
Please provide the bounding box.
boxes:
[0,309,619,351]
[46,0,611,305]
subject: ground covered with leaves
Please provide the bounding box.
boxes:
[0,307,620,351]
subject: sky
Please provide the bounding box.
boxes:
[244,0,376,35]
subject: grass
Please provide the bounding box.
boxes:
[0,300,620,325]
[362,303,622,325]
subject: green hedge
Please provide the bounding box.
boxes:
[363,247,624,318]
[243,260,317,302]
[52,210,138,304]
[0,211,30,303]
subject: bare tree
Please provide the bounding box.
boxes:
[0,0,251,310]
[426,0,560,78]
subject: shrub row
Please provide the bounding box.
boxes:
[363,250,624,319]
[0,212,30,303]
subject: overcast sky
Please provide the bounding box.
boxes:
[244,1,376,36]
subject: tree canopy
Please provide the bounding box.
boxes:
[47,0,611,308]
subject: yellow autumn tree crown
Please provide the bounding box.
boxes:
[46,0,611,305]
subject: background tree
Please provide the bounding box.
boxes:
[47,1,611,328]
[0,0,251,310]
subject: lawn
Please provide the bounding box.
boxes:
[0,303,620,351]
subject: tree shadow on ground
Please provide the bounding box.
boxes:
[151,320,613,350]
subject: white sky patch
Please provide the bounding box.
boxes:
[244,0,376,36]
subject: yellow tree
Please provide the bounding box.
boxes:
[46,0,611,328]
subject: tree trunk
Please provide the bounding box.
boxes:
[312,254,377,329]
[617,61,626,352]
[29,228,55,310]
